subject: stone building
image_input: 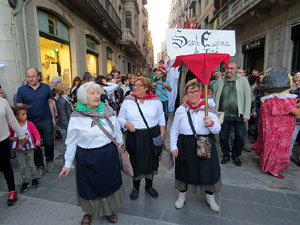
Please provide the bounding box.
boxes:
[0,0,153,102]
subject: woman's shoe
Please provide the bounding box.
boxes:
[175,191,186,209]
[267,172,285,179]
[81,214,91,225]
[206,194,219,212]
[106,212,117,223]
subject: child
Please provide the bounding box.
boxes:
[10,106,41,193]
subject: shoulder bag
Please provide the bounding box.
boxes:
[186,110,211,159]
[135,100,163,147]
[90,117,134,177]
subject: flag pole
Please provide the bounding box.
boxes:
[204,84,208,117]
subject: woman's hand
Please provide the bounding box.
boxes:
[203,116,212,128]
[125,121,136,132]
[171,149,178,158]
[36,141,41,147]
[19,137,28,146]
[59,167,71,179]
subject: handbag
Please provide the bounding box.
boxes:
[90,117,134,177]
[135,100,163,147]
[186,110,211,159]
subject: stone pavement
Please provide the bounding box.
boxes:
[1,114,300,225]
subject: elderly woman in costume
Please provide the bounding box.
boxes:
[118,77,165,200]
[59,82,123,224]
[170,80,221,212]
[251,68,300,179]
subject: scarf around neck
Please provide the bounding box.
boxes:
[186,100,205,110]
[131,92,157,99]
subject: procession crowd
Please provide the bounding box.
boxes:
[1,60,300,224]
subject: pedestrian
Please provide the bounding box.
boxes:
[214,61,251,166]
[251,68,300,179]
[152,69,172,123]
[290,72,300,156]
[70,76,81,104]
[56,83,73,154]
[128,74,137,91]
[170,80,221,211]
[82,72,93,84]
[118,77,165,200]
[0,98,27,206]
[49,76,62,90]
[10,105,41,193]
[59,82,124,224]
[119,76,131,103]
[16,67,56,175]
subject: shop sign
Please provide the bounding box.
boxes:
[86,37,98,53]
[166,28,236,58]
[242,37,265,53]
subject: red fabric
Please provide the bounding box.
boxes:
[9,121,41,152]
[186,100,205,110]
[157,66,167,75]
[172,53,230,85]
[251,97,296,174]
[131,92,157,99]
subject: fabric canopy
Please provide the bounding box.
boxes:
[172,53,230,85]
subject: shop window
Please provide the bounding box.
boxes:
[107,47,113,74]
[125,11,132,29]
[86,36,99,77]
[39,36,71,84]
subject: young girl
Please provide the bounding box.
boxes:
[10,106,41,193]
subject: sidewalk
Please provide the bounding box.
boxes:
[1,114,300,225]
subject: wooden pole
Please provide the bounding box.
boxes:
[204,84,208,117]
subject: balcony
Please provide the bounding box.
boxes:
[188,0,196,9]
[117,28,143,57]
[60,0,122,40]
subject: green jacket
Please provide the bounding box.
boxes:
[213,74,252,119]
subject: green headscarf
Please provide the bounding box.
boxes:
[75,100,105,124]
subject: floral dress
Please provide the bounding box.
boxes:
[251,94,297,174]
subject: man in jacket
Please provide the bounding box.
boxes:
[214,61,251,166]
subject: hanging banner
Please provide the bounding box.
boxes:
[166,28,236,58]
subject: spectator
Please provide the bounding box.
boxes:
[82,72,93,84]
[10,105,41,193]
[170,80,221,211]
[49,76,62,90]
[0,98,26,206]
[152,69,172,123]
[16,67,56,175]
[70,76,81,104]
[129,74,137,91]
[59,82,124,224]
[290,72,300,156]
[119,76,131,103]
[56,83,73,155]
[214,61,251,166]
[118,77,165,200]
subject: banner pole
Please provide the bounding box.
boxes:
[205,84,208,117]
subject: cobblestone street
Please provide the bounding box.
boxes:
[1,114,300,225]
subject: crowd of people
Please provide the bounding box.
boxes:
[1,60,300,224]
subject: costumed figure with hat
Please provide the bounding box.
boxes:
[251,68,300,179]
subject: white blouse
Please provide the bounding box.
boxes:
[118,98,166,129]
[64,115,123,168]
[170,105,221,151]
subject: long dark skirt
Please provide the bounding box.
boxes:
[175,134,220,186]
[76,142,122,200]
[126,125,162,178]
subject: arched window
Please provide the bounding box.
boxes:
[107,47,113,74]
[125,11,132,29]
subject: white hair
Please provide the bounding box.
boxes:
[51,76,62,83]
[77,81,102,104]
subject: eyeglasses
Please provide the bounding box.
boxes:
[133,84,144,88]
[186,90,200,95]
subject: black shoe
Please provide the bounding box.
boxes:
[32,179,39,188]
[233,157,242,166]
[221,157,230,164]
[130,188,139,200]
[7,191,18,206]
[20,183,30,193]
[145,187,159,198]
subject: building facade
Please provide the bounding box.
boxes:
[0,0,153,102]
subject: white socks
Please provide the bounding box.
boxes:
[175,191,186,209]
[206,194,219,212]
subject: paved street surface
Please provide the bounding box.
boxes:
[1,113,300,225]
